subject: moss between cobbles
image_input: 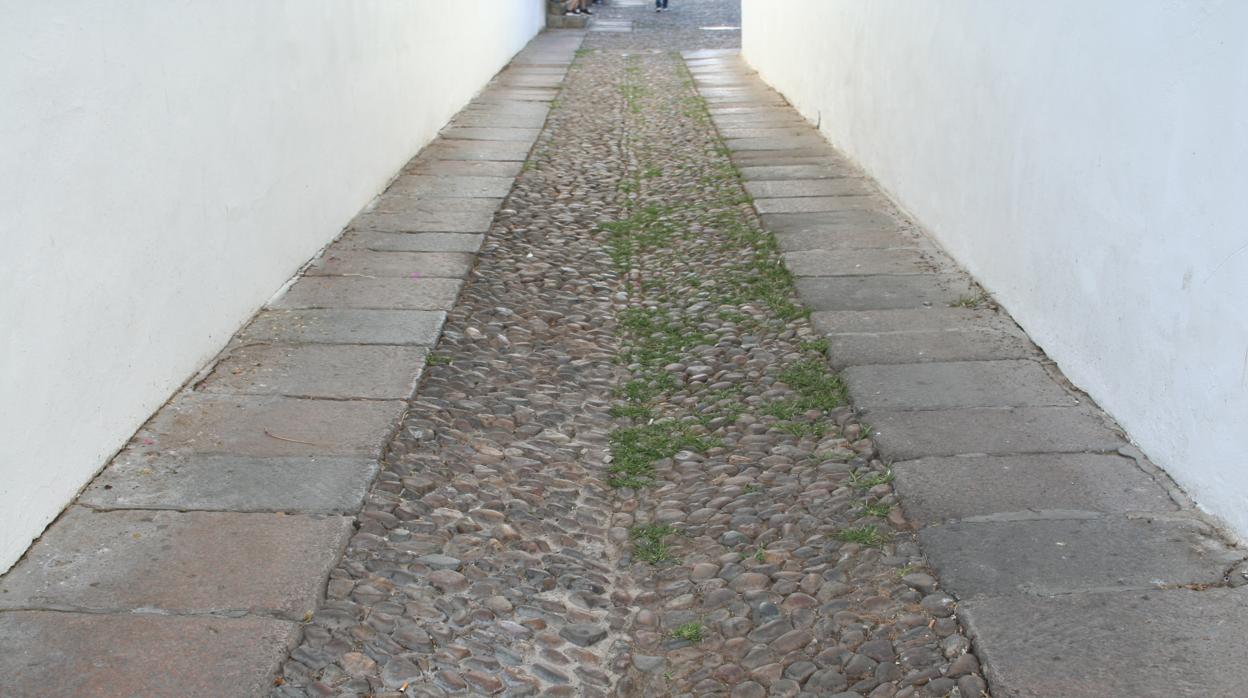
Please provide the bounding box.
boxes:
[670,621,705,643]
[607,421,722,489]
[604,53,850,501]
[629,524,677,564]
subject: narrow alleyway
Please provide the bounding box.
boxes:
[272,3,983,697]
[3,2,1245,697]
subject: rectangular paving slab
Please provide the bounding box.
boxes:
[709,104,797,114]
[739,164,859,180]
[919,514,1240,598]
[826,324,1041,368]
[467,95,556,109]
[421,139,532,161]
[0,507,352,616]
[782,248,931,276]
[731,151,844,166]
[696,79,757,89]
[728,136,828,151]
[795,274,978,311]
[755,195,890,214]
[893,453,1178,525]
[351,207,496,233]
[719,127,824,139]
[713,118,809,131]
[813,306,1023,335]
[701,86,779,98]
[0,611,299,698]
[128,393,405,459]
[711,109,806,122]
[763,209,902,235]
[199,343,427,400]
[960,587,1248,698]
[497,73,565,87]
[273,276,463,310]
[706,93,787,105]
[715,120,817,133]
[496,75,564,88]
[370,194,502,214]
[240,308,445,345]
[869,405,1124,459]
[388,174,516,198]
[449,112,549,129]
[812,306,1040,367]
[474,88,558,102]
[80,454,379,514]
[744,178,872,198]
[775,227,917,252]
[439,127,542,143]
[843,360,1076,410]
[307,249,474,278]
[404,157,525,177]
[341,231,484,253]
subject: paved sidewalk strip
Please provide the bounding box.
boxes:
[690,49,1248,697]
[0,29,583,697]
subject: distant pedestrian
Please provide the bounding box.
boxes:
[656,0,669,11]
[568,0,593,15]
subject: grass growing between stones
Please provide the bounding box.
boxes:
[779,360,849,411]
[861,502,892,518]
[849,467,895,490]
[608,422,722,488]
[630,524,677,564]
[835,525,892,548]
[740,546,766,563]
[950,292,991,309]
[602,206,679,272]
[800,338,830,354]
[670,621,705,643]
[617,307,715,368]
[621,56,648,114]
[603,52,852,499]
[776,422,827,439]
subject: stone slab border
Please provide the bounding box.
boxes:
[686,48,1248,697]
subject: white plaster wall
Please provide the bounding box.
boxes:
[742,0,1248,538]
[0,0,545,570]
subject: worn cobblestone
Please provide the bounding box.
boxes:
[273,2,986,696]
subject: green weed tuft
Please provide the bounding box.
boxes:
[835,525,892,547]
[630,524,676,564]
[670,621,705,643]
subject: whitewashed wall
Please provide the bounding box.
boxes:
[742,0,1248,538]
[0,0,545,571]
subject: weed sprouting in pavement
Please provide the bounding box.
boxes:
[835,525,892,548]
[603,53,851,500]
[670,621,705,643]
[630,524,677,564]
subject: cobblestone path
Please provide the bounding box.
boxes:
[273,3,987,697]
